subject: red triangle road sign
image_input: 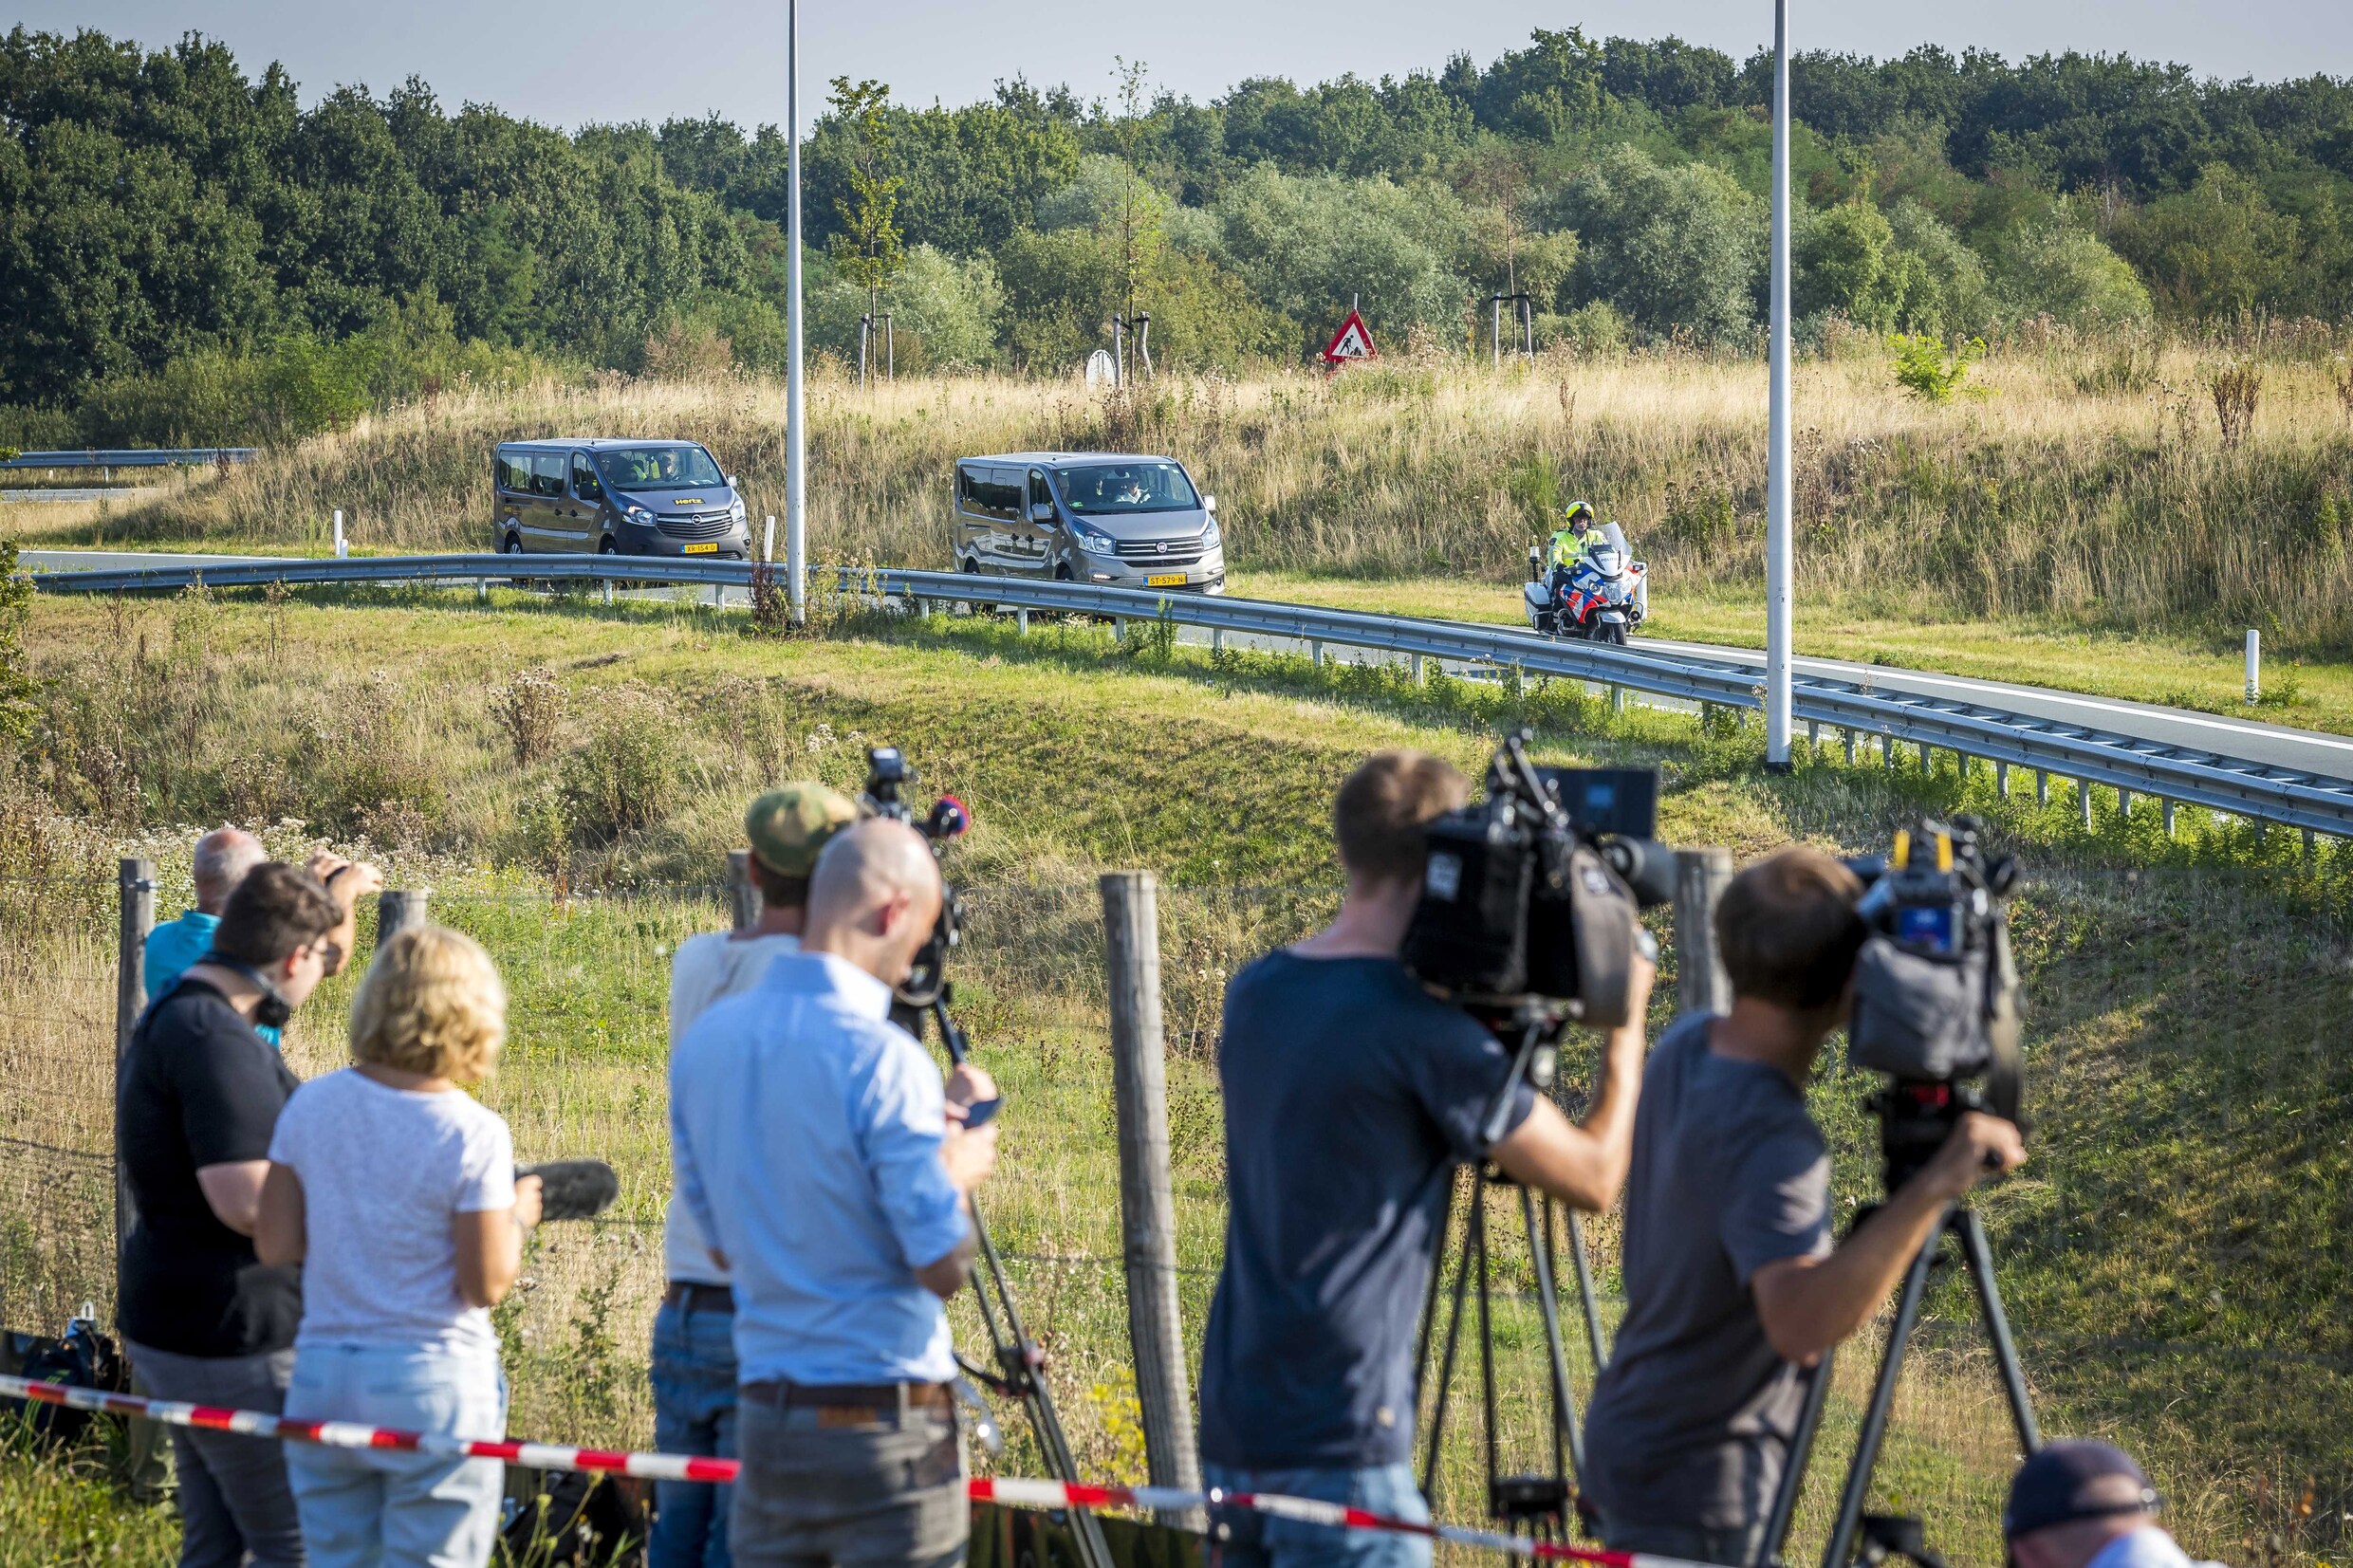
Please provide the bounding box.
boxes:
[1320,308,1377,366]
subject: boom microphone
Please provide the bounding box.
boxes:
[517,1159,620,1223]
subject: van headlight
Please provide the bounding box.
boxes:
[1201,517,1221,549]
[624,504,654,525]
[1069,521,1116,556]
[729,499,746,523]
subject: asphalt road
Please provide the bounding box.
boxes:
[0,488,165,504]
[24,548,2353,784]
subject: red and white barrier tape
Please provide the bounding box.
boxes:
[1,1374,1693,1568]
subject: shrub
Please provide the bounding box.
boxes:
[1547,301,1629,357]
[489,669,568,765]
[2210,363,2262,448]
[559,687,681,840]
[1889,334,1988,402]
[0,542,34,748]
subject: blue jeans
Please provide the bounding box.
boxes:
[283,1343,508,1568]
[650,1298,738,1568]
[1201,1462,1432,1568]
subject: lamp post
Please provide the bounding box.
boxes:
[786,0,807,625]
[1765,0,1794,768]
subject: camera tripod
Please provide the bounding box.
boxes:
[1416,1011,1609,1546]
[920,989,1118,1568]
[1756,1201,2041,1568]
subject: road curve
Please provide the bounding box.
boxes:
[22,547,2353,785]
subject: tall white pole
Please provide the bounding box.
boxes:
[785,0,807,626]
[1764,0,1793,767]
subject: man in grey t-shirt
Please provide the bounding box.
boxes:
[1583,848,2024,1567]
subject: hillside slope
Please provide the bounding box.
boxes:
[18,348,2353,660]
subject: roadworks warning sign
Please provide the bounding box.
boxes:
[1319,308,1376,371]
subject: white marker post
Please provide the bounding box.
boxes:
[764,514,775,563]
[333,508,347,559]
[785,0,807,627]
[2246,629,2261,705]
[1763,0,1794,769]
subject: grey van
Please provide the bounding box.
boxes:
[953,452,1225,593]
[494,439,750,559]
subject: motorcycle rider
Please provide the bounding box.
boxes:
[1546,501,1613,610]
[1547,501,1610,576]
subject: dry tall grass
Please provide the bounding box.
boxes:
[55,338,2353,652]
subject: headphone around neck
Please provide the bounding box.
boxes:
[195,952,294,1030]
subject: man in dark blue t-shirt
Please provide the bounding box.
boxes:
[1198,749,1656,1568]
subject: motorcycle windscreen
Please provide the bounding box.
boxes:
[1587,522,1633,578]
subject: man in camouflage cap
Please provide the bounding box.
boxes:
[651,782,861,1568]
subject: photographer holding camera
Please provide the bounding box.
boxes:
[1581,847,2025,1567]
[1197,749,1655,1568]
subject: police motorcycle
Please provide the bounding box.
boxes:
[1524,521,1648,644]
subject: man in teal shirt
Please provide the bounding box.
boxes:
[147,829,274,1044]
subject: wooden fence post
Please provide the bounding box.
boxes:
[115,858,155,1273]
[1675,848,1732,1017]
[1099,871,1202,1524]
[375,888,429,950]
[727,850,763,932]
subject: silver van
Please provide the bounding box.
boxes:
[494,439,750,559]
[953,452,1226,593]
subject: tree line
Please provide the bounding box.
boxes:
[3,24,2351,443]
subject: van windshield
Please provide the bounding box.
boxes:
[1054,462,1199,515]
[593,446,726,489]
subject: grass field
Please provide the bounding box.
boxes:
[3,584,2349,1566]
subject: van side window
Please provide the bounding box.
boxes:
[531,453,566,498]
[571,453,603,500]
[956,467,975,512]
[497,452,529,493]
[991,468,1024,519]
[1029,471,1050,514]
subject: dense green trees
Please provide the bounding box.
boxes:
[5,23,2352,442]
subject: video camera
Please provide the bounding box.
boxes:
[1843,815,2026,1190]
[1402,730,1673,1035]
[861,747,970,1013]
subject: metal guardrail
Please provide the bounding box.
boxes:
[3,448,255,470]
[27,551,2353,839]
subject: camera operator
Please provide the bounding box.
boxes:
[1197,749,1655,1568]
[1581,848,2025,1567]
[669,819,998,1568]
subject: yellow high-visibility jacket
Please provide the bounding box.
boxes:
[1547,527,1608,570]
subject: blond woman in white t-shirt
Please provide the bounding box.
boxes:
[256,925,543,1568]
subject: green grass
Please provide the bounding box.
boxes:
[5,587,2350,1565]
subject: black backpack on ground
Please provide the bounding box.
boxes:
[0,1308,130,1448]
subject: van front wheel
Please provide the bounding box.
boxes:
[960,557,996,617]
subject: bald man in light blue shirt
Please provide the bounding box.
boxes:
[670,820,998,1568]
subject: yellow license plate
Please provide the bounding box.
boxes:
[1146,572,1186,587]
[680,542,718,555]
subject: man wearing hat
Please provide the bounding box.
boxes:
[651,784,862,1568]
[2006,1442,2220,1568]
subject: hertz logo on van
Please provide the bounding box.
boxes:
[672,497,703,506]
